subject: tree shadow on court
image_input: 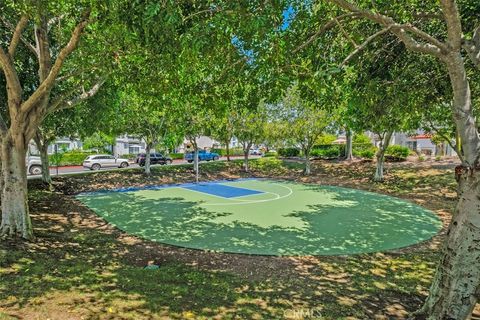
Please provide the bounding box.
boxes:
[1,188,446,319]
[0,192,292,319]
[75,183,441,257]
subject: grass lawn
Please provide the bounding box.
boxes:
[0,158,460,319]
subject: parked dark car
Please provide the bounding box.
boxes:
[137,153,173,166]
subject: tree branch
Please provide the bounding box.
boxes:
[20,9,91,114]
[334,17,358,47]
[328,0,447,56]
[463,25,480,69]
[8,15,29,57]
[49,79,106,114]
[34,17,52,82]
[428,120,464,163]
[342,27,392,66]
[293,13,361,53]
[0,16,37,56]
[439,0,463,50]
[0,46,23,110]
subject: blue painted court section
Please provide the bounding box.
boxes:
[182,183,264,198]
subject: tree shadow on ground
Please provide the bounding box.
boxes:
[0,189,443,319]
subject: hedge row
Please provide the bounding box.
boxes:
[210,148,244,156]
[169,153,185,160]
[276,143,379,160]
[384,145,410,162]
[277,148,300,157]
[49,151,96,166]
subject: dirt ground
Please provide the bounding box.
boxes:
[2,158,476,320]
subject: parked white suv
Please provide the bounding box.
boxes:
[27,156,42,175]
[83,154,129,170]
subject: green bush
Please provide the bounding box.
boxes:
[353,133,372,144]
[385,145,410,162]
[356,149,376,159]
[316,134,337,145]
[250,157,285,173]
[352,143,377,159]
[311,144,341,159]
[211,148,244,156]
[49,150,96,166]
[263,151,277,157]
[121,153,138,160]
[278,147,300,157]
[169,153,185,160]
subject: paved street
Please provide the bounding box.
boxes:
[28,155,259,178]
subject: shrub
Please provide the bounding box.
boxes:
[385,145,410,162]
[316,134,337,145]
[311,145,341,159]
[352,144,377,159]
[211,148,244,156]
[49,150,96,166]
[122,153,138,160]
[356,149,376,159]
[263,151,277,157]
[353,133,372,144]
[169,153,184,160]
[250,157,285,173]
[278,147,300,157]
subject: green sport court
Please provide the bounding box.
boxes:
[76,179,442,256]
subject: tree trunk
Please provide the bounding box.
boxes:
[419,53,480,320]
[194,147,199,183]
[33,133,52,185]
[373,131,393,182]
[39,142,51,184]
[418,170,480,319]
[304,148,311,175]
[144,144,151,176]
[243,150,249,172]
[226,143,230,161]
[374,153,385,182]
[345,129,353,161]
[0,135,33,239]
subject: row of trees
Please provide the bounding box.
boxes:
[1,0,480,318]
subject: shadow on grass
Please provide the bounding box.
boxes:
[0,177,446,319]
[75,182,441,256]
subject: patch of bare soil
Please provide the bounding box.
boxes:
[3,160,463,319]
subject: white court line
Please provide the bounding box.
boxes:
[203,183,293,206]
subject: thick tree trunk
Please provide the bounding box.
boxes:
[39,142,51,184]
[374,153,385,182]
[144,144,151,176]
[194,147,199,183]
[345,129,353,161]
[419,53,480,320]
[418,170,480,319]
[0,135,33,239]
[243,149,249,172]
[304,148,311,175]
[374,132,393,182]
[33,133,52,185]
[226,143,230,161]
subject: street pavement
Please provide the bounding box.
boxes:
[28,155,259,179]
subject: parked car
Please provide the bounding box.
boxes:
[184,150,220,163]
[249,148,263,155]
[27,156,42,175]
[83,154,129,170]
[137,153,173,166]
